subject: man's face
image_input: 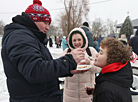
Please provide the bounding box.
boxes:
[34,21,49,34]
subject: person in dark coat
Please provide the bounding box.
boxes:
[43,35,49,46]
[49,36,53,47]
[80,22,94,47]
[92,37,133,102]
[1,0,90,102]
[129,29,138,55]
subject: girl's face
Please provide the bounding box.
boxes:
[94,47,108,68]
[72,33,83,48]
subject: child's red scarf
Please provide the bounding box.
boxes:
[101,61,128,74]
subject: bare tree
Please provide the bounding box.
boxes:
[105,19,116,36]
[59,0,90,36]
[91,18,117,37]
[91,18,106,37]
[0,20,5,35]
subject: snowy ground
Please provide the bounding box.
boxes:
[0,37,138,102]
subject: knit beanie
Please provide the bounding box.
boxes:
[83,22,89,27]
[25,0,51,24]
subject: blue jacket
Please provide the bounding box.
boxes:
[1,12,77,102]
[62,38,68,50]
[98,36,104,45]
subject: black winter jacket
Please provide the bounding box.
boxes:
[1,12,77,102]
[80,26,94,47]
[129,30,138,55]
[93,62,133,102]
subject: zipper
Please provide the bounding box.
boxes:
[78,74,80,102]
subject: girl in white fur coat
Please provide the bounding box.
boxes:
[61,28,101,102]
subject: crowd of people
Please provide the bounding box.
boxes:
[1,0,138,102]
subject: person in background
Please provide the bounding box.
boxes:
[93,37,133,102]
[62,28,101,102]
[118,37,127,45]
[43,35,49,46]
[56,36,60,48]
[55,36,57,44]
[129,29,138,55]
[121,34,127,39]
[118,34,128,44]
[62,36,68,50]
[93,36,100,52]
[59,37,62,48]
[1,0,90,102]
[127,34,134,46]
[66,37,69,48]
[109,35,116,38]
[80,22,94,47]
[130,34,135,39]
[49,36,53,47]
[98,35,104,46]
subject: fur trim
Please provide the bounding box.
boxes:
[68,28,88,51]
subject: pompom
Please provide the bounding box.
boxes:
[33,0,42,5]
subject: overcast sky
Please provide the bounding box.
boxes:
[0,0,138,25]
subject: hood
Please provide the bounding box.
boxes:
[12,12,38,30]
[68,28,88,50]
[3,12,46,44]
[80,25,90,31]
[96,62,133,88]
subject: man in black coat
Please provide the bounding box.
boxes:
[129,29,138,55]
[49,36,53,47]
[80,22,94,47]
[1,0,89,102]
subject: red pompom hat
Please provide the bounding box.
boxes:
[25,0,51,24]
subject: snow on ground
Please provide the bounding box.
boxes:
[0,37,138,102]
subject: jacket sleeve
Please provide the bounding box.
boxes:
[87,31,94,47]
[5,31,77,84]
[89,47,101,73]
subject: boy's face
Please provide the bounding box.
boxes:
[94,47,108,68]
[72,33,83,48]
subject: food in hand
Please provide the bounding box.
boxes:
[77,65,87,69]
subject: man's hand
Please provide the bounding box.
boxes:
[78,58,90,65]
[70,58,90,74]
[71,48,85,64]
